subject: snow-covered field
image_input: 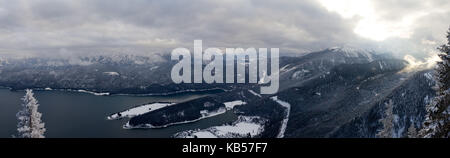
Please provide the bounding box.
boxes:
[271,96,291,138]
[190,131,218,138]
[107,102,175,120]
[174,116,266,138]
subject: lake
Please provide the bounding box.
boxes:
[0,88,237,138]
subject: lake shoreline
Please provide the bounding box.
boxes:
[0,86,227,97]
[0,88,237,138]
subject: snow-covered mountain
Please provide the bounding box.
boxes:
[0,48,435,138]
[330,70,434,138]
[0,54,233,94]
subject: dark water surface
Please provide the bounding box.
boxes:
[0,89,237,138]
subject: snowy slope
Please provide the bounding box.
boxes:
[107,102,175,120]
[174,116,266,138]
[271,96,291,138]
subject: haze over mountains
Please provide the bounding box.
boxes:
[0,47,435,137]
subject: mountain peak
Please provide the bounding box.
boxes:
[325,46,376,62]
[327,46,372,53]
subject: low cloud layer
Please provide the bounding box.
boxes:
[0,0,448,59]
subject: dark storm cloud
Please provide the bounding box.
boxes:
[0,0,448,58]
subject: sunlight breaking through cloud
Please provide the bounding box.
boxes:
[402,54,441,72]
[318,0,428,41]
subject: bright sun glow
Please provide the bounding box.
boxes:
[318,0,427,41]
[402,54,441,72]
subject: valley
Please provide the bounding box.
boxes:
[0,47,435,138]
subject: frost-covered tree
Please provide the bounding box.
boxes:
[407,122,418,138]
[376,99,394,138]
[15,89,46,138]
[420,28,450,138]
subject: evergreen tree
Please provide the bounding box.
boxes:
[376,99,394,138]
[16,89,46,138]
[407,122,418,138]
[420,27,450,138]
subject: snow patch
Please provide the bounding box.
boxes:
[379,61,384,70]
[424,72,433,81]
[29,88,110,96]
[280,64,296,72]
[150,66,159,71]
[107,102,175,120]
[174,116,266,138]
[103,72,120,76]
[77,90,110,96]
[192,131,218,138]
[200,107,227,118]
[223,100,247,110]
[259,71,267,83]
[248,90,262,98]
[280,64,290,72]
[292,69,310,79]
[328,47,374,62]
[270,96,291,138]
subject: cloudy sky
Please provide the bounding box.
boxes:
[0,0,448,59]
